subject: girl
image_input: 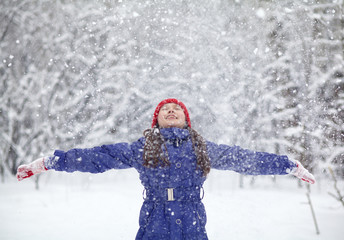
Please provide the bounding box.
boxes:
[17,98,315,240]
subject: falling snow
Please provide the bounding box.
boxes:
[0,0,343,239]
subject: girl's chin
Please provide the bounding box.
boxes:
[165,122,182,128]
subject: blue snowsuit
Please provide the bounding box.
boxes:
[45,127,296,240]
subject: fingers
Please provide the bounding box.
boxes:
[302,172,316,184]
[292,161,316,184]
[297,169,315,184]
[16,165,34,181]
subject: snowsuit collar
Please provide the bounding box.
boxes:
[159,127,190,141]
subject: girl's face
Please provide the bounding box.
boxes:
[157,103,186,128]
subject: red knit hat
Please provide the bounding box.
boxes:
[151,98,191,128]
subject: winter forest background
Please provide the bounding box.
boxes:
[1,0,343,183]
[1,0,344,239]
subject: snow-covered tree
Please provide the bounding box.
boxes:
[0,0,343,183]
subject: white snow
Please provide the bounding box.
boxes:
[256,8,266,19]
[1,169,343,240]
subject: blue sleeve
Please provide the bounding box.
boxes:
[206,141,296,175]
[45,139,144,173]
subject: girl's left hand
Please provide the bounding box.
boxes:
[291,161,316,184]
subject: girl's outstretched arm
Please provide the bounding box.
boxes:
[17,138,144,181]
[207,141,315,184]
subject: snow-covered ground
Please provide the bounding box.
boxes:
[1,169,343,240]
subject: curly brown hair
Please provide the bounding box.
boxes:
[143,127,211,177]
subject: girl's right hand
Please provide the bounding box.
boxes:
[16,157,48,181]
